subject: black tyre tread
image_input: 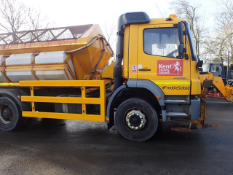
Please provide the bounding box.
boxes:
[0,97,22,131]
[115,98,158,141]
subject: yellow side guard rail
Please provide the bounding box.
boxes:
[19,80,106,122]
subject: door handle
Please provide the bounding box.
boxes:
[139,69,151,71]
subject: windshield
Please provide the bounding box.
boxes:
[185,23,198,61]
[144,28,179,58]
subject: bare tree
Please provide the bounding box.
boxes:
[0,0,27,43]
[214,0,233,64]
[0,0,48,44]
[101,20,116,49]
[201,0,233,64]
[101,20,116,66]
[169,0,208,57]
[27,9,48,30]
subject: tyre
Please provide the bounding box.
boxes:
[115,98,158,141]
[0,97,22,131]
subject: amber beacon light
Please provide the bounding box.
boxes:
[168,14,177,18]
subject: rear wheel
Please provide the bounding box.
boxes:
[115,98,158,141]
[0,97,22,131]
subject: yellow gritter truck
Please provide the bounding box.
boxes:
[0,12,205,141]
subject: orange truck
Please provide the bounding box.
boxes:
[0,12,205,141]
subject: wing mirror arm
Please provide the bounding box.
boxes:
[178,22,184,59]
[178,22,188,59]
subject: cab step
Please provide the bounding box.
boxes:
[165,99,190,104]
[166,112,189,117]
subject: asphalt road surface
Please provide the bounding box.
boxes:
[0,97,233,175]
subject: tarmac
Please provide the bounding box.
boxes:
[0,97,232,175]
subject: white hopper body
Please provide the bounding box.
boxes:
[6,53,35,82]
[35,51,75,80]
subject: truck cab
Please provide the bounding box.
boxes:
[107,12,205,141]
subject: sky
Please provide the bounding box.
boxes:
[19,0,218,28]
[16,0,219,61]
[17,0,219,53]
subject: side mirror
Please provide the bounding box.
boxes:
[196,59,203,69]
[178,22,183,44]
[178,44,183,59]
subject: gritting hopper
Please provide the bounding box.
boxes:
[0,24,113,82]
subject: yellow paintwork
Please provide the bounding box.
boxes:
[21,96,102,104]
[20,80,106,122]
[186,34,201,95]
[30,87,35,112]
[19,80,104,87]
[0,25,114,82]
[191,79,201,95]
[200,72,214,82]
[200,72,233,102]
[120,18,202,96]
[123,26,130,79]
[0,82,19,86]
[153,80,190,95]
[102,61,115,79]
[0,17,204,123]
[154,81,190,85]
[128,25,138,79]
[22,112,104,122]
[1,18,201,96]
[211,77,233,102]
[125,18,199,95]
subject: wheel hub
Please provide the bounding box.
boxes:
[125,110,146,130]
[0,105,12,124]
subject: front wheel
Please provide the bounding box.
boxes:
[115,98,158,141]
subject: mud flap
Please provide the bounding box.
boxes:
[198,99,206,128]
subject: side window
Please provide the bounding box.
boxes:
[143,28,179,58]
[211,65,222,72]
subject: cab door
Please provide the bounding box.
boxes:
[137,24,191,95]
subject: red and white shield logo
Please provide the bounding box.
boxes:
[157,60,183,76]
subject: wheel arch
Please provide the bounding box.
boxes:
[0,88,30,111]
[107,79,165,129]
